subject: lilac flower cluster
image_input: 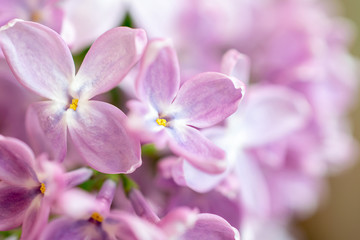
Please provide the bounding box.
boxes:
[0,0,357,239]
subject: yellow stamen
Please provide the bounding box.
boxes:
[40,183,46,194]
[156,118,167,127]
[31,11,42,22]
[91,212,104,223]
[69,99,79,111]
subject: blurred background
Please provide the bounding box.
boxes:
[299,1,360,239]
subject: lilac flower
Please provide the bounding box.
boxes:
[41,180,167,240]
[127,39,245,174]
[0,135,92,240]
[0,19,147,173]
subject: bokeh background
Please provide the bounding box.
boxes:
[299,1,360,239]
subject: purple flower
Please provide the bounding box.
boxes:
[127,39,245,174]
[0,19,147,173]
[0,135,91,239]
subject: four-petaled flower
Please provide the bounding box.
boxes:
[0,19,147,173]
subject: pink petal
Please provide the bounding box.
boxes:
[0,135,38,185]
[221,49,250,85]
[182,213,240,240]
[64,168,93,189]
[26,101,67,161]
[67,101,141,174]
[72,27,147,100]
[231,85,311,147]
[167,125,226,174]
[22,196,50,240]
[106,211,166,240]
[95,180,116,215]
[171,72,244,128]
[135,39,180,111]
[40,217,108,240]
[0,183,37,230]
[157,207,198,238]
[172,159,228,193]
[0,19,74,101]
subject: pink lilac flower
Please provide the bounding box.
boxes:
[0,19,147,173]
[127,39,245,174]
[0,135,92,240]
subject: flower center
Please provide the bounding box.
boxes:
[40,183,46,194]
[30,11,42,22]
[156,118,167,127]
[69,99,79,111]
[90,212,104,223]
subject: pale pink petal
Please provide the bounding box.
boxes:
[64,168,93,189]
[221,49,250,85]
[22,196,50,240]
[60,0,126,53]
[0,19,74,101]
[230,85,311,147]
[171,72,244,128]
[0,183,37,230]
[172,159,228,193]
[128,189,160,223]
[235,152,270,216]
[67,101,141,174]
[182,213,240,240]
[105,211,166,240]
[135,39,180,111]
[157,207,198,238]
[72,27,147,100]
[0,135,38,185]
[95,180,116,215]
[167,125,226,174]
[26,101,67,161]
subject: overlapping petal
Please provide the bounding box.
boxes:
[26,101,67,161]
[135,39,180,111]
[0,183,37,230]
[168,125,226,174]
[182,213,240,240]
[72,27,147,100]
[67,101,141,174]
[0,135,38,185]
[0,19,74,101]
[40,217,109,240]
[171,72,244,128]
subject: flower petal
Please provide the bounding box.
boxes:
[26,101,67,161]
[0,135,38,185]
[0,183,37,230]
[64,168,93,189]
[105,211,166,240]
[22,196,50,240]
[40,217,109,240]
[0,19,74,101]
[135,39,180,111]
[228,85,311,147]
[67,101,141,174]
[171,72,244,128]
[182,213,240,240]
[221,49,250,86]
[72,27,147,100]
[167,125,226,174]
